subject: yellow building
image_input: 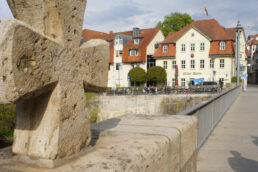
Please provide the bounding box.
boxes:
[153,19,249,88]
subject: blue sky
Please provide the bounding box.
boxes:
[1,0,257,36]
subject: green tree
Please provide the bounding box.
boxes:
[128,67,146,85]
[156,12,194,37]
[147,66,167,85]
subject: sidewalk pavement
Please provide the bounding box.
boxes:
[197,85,258,172]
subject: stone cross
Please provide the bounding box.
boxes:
[0,0,109,163]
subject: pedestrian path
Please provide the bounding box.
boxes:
[197,85,258,172]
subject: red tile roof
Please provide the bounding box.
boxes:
[247,39,258,45]
[162,19,233,44]
[225,28,236,40]
[122,28,161,63]
[209,41,235,56]
[249,34,258,38]
[153,43,176,58]
[246,48,251,57]
[154,19,247,58]
[81,29,112,41]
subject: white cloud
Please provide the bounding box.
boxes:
[0,0,257,35]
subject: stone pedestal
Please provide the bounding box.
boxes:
[0,0,109,163]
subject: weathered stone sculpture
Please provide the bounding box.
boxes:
[0,0,109,165]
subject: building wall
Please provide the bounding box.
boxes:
[108,30,165,88]
[156,28,247,87]
[147,30,165,58]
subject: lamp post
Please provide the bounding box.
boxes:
[212,56,215,81]
[235,21,242,86]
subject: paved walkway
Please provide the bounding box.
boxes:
[197,85,258,172]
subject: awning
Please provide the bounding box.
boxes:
[190,78,204,83]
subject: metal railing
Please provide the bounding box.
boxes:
[177,86,241,150]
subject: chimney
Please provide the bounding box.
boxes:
[133,27,140,38]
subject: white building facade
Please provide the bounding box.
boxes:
[108,28,165,88]
[154,19,248,88]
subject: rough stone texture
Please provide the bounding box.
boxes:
[0,0,109,163]
[95,94,212,122]
[0,115,197,171]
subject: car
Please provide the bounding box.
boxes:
[194,81,218,92]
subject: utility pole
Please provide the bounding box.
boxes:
[235,21,241,86]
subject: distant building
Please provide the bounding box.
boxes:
[247,34,258,84]
[82,28,165,87]
[153,19,249,88]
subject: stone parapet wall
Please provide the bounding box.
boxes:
[0,115,198,172]
[94,94,212,122]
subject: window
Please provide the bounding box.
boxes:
[191,33,195,37]
[115,35,123,45]
[129,49,139,56]
[163,61,168,69]
[134,38,140,44]
[181,60,186,69]
[155,42,160,51]
[147,55,156,69]
[163,44,168,53]
[200,60,205,69]
[119,50,123,57]
[136,63,140,67]
[219,41,226,50]
[131,63,134,68]
[191,60,195,69]
[181,78,186,87]
[200,43,205,51]
[191,43,195,51]
[116,63,120,70]
[220,59,225,68]
[172,60,177,69]
[108,64,111,71]
[172,79,176,87]
[181,44,186,52]
[116,50,119,57]
[210,59,214,68]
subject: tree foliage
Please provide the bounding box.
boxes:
[128,67,147,84]
[156,12,194,37]
[146,66,167,84]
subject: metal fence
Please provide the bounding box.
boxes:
[100,87,222,96]
[177,86,241,150]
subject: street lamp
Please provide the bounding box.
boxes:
[235,21,242,86]
[212,56,215,81]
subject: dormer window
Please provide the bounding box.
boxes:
[115,35,123,45]
[163,44,168,53]
[134,38,140,45]
[155,42,160,51]
[129,49,139,56]
[219,41,226,50]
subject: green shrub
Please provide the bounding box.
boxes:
[0,104,16,139]
[128,67,146,85]
[231,76,242,83]
[147,66,167,85]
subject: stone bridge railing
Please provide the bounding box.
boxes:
[178,86,241,149]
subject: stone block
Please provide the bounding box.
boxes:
[0,115,197,171]
[0,0,109,163]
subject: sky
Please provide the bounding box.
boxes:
[0,0,257,36]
